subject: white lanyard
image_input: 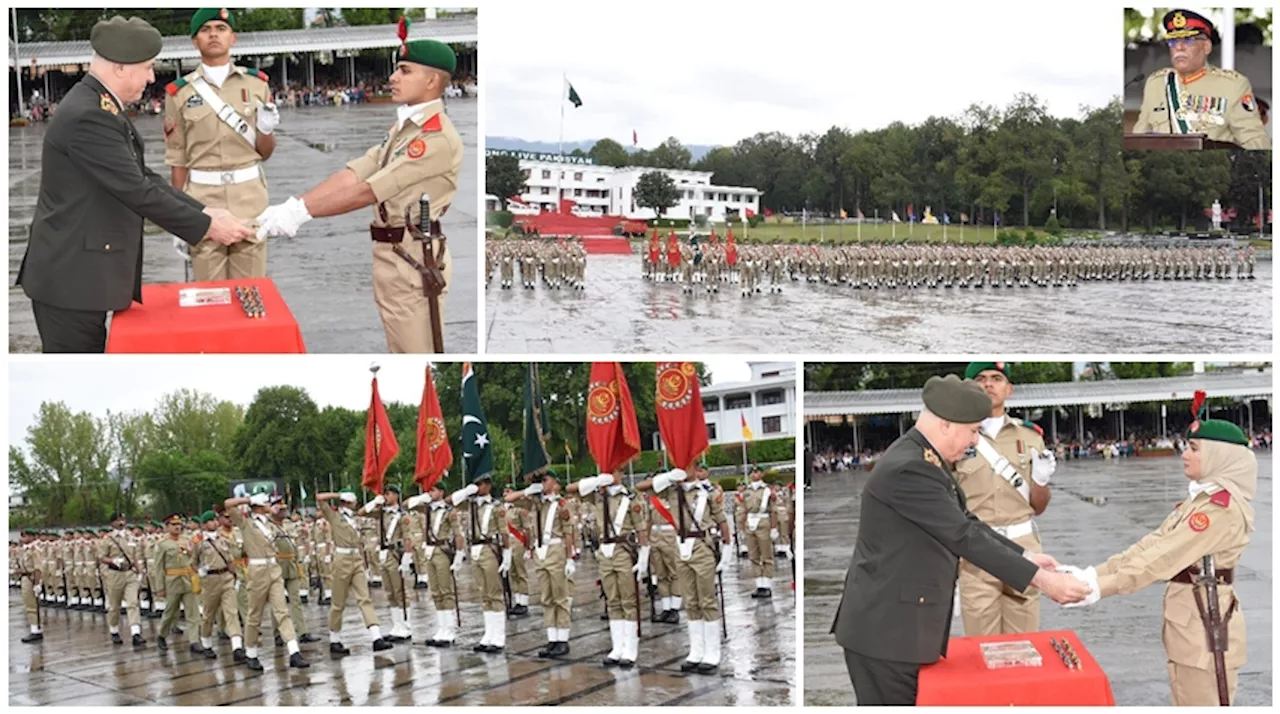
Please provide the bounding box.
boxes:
[541,500,558,544]
[612,494,631,534]
[975,436,1031,501]
[431,508,444,538]
[189,76,257,147]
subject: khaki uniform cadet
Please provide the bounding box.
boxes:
[153,513,204,653]
[18,531,44,643]
[503,490,533,616]
[289,514,312,603]
[742,471,781,598]
[1133,10,1269,150]
[407,506,429,590]
[733,487,750,558]
[224,493,309,670]
[164,9,275,280]
[645,481,684,623]
[144,522,166,619]
[270,509,313,647]
[573,473,650,668]
[507,475,578,658]
[358,486,415,641]
[196,510,243,660]
[99,515,147,646]
[640,467,731,673]
[316,491,390,654]
[53,531,73,607]
[361,516,382,588]
[1069,418,1255,706]
[257,39,461,353]
[312,515,334,603]
[231,521,250,622]
[451,476,512,653]
[405,486,467,647]
[955,361,1055,636]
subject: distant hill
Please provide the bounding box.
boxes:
[486,136,718,163]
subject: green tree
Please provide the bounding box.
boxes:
[231,386,326,497]
[634,171,680,217]
[648,137,692,170]
[486,154,528,209]
[337,8,401,26]
[236,7,306,32]
[1110,362,1195,379]
[149,389,243,459]
[10,402,116,525]
[588,138,630,167]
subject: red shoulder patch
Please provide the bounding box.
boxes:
[1209,491,1231,508]
[165,82,179,96]
[257,71,269,82]
[422,113,443,133]
[1188,512,1210,532]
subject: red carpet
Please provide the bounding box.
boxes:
[581,237,634,254]
[513,213,647,238]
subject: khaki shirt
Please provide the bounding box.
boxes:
[272,520,300,579]
[511,494,573,547]
[197,529,236,572]
[673,482,727,535]
[585,488,647,541]
[742,482,784,531]
[153,535,194,579]
[164,65,271,171]
[954,416,1043,527]
[1133,65,1269,150]
[421,502,461,549]
[347,99,462,228]
[1095,487,1249,670]
[227,507,277,560]
[319,501,364,550]
[98,531,141,571]
[462,495,508,547]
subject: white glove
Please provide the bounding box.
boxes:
[1031,449,1056,486]
[363,495,385,513]
[1058,565,1101,608]
[114,557,126,568]
[324,555,332,564]
[716,553,728,574]
[450,551,465,573]
[405,494,429,509]
[400,552,413,570]
[255,196,311,240]
[173,235,190,261]
[198,566,208,578]
[523,482,544,497]
[652,468,687,493]
[577,474,607,496]
[770,528,780,541]
[565,559,577,578]
[782,544,793,561]
[633,545,651,578]
[499,548,512,575]
[450,484,478,506]
[254,98,280,135]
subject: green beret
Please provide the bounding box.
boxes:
[399,39,457,75]
[90,16,163,64]
[383,484,401,496]
[190,8,235,36]
[1188,419,1249,446]
[150,520,162,528]
[964,362,1009,380]
[922,375,992,424]
[200,510,217,523]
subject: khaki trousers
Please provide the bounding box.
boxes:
[533,543,570,628]
[676,539,719,621]
[328,553,377,631]
[959,531,1041,636]
[599,546,638,620]
[201,572,240,639]
[245,562,295,648]
[104,569,142,631]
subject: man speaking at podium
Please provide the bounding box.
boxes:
[1132,9,1269,150]
[16,16,256,353]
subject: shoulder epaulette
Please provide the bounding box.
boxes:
[237,66,270,83]
[1021,419,1044,437]
[1146,67,1175,83]
[1208,66,1244,80]
[165,77,187,96]
[1209,491,1231,508]
[422,113,443,133]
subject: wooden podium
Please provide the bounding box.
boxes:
[1124,133,1240,151]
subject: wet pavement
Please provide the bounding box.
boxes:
[485,255,1270,353]
[9,100,478,354]
[802,453,1273,706]
[10,545,794,706]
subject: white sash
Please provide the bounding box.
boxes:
[479,503,493,537]
[748,486,770,531]
[679,488,709,561]
[386,511,402,543]
[536,500,558,561]
[601,494,631,559]
[431,509,444,539]
[975,436,1031,501]
[189,76,257,147]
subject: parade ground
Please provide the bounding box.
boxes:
[9,543,795,706]
[485,254,1271,353]
[8,100,478,354]
[801,453,1273,706]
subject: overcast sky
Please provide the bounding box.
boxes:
[8,358,752,448]
[485,4,1122,147]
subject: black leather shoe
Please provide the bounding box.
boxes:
[218,632,230,642]
[132,633,146,647]
[414,581,428,590]
[372,638,392,652]
[599,612,609,620]
[603,655,620,667]
[174,627,184,636]
[555,641,570,657]
[485,644,504,653]
[157,636,168,651]
[233,648,246,662]
[681,660,699,672]
[300,595,308,603]
[274,634,284,648]
[472,642,488,653]
[189,643,205,655]
[246,657,263,671]
[662,610,680,624]
[329,642,350,656]
[112,633,123,645]
[21,632,43,643]
[424,638,440,647]
[696,662,718,674]
[289,652,309,668]
[387,633,410,643]
[619,658,635,669]
[537,643,555,658]
[300,633,321,644]
[203,647,217,659]
[511,604,528,616]
[319,597,331,605]
[147,610,161,619]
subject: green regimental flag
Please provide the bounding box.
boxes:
[566,80,582,108]
[522,363,551,479]
[461,362,493,483]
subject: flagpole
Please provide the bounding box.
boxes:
[370,363,381,493]
[558,72,565,214]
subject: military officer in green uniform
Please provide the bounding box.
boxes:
[256,32,462,353]
[16,16,256,353]
[154,513,205,654]
[165,8,278,281]
[196,509,242,660]
[1133,9,1269,149]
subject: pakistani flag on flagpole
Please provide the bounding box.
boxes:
[566,78,582,108]
[461,362,493,483]
[522,363,551,480]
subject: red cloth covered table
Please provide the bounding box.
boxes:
[106,278,305,353]
[916,630,1115,706]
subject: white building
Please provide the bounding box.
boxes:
[701,362,797,445]
[487,149,761,221]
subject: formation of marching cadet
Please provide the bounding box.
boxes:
[13,473,795,671]
[486,237,587,290]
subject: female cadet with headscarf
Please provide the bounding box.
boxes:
[1065,392,1255,705]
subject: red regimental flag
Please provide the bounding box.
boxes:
[363,375,400,493]
[654,362,708,470]
[586,362,641,474]
[414,365,452,492]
